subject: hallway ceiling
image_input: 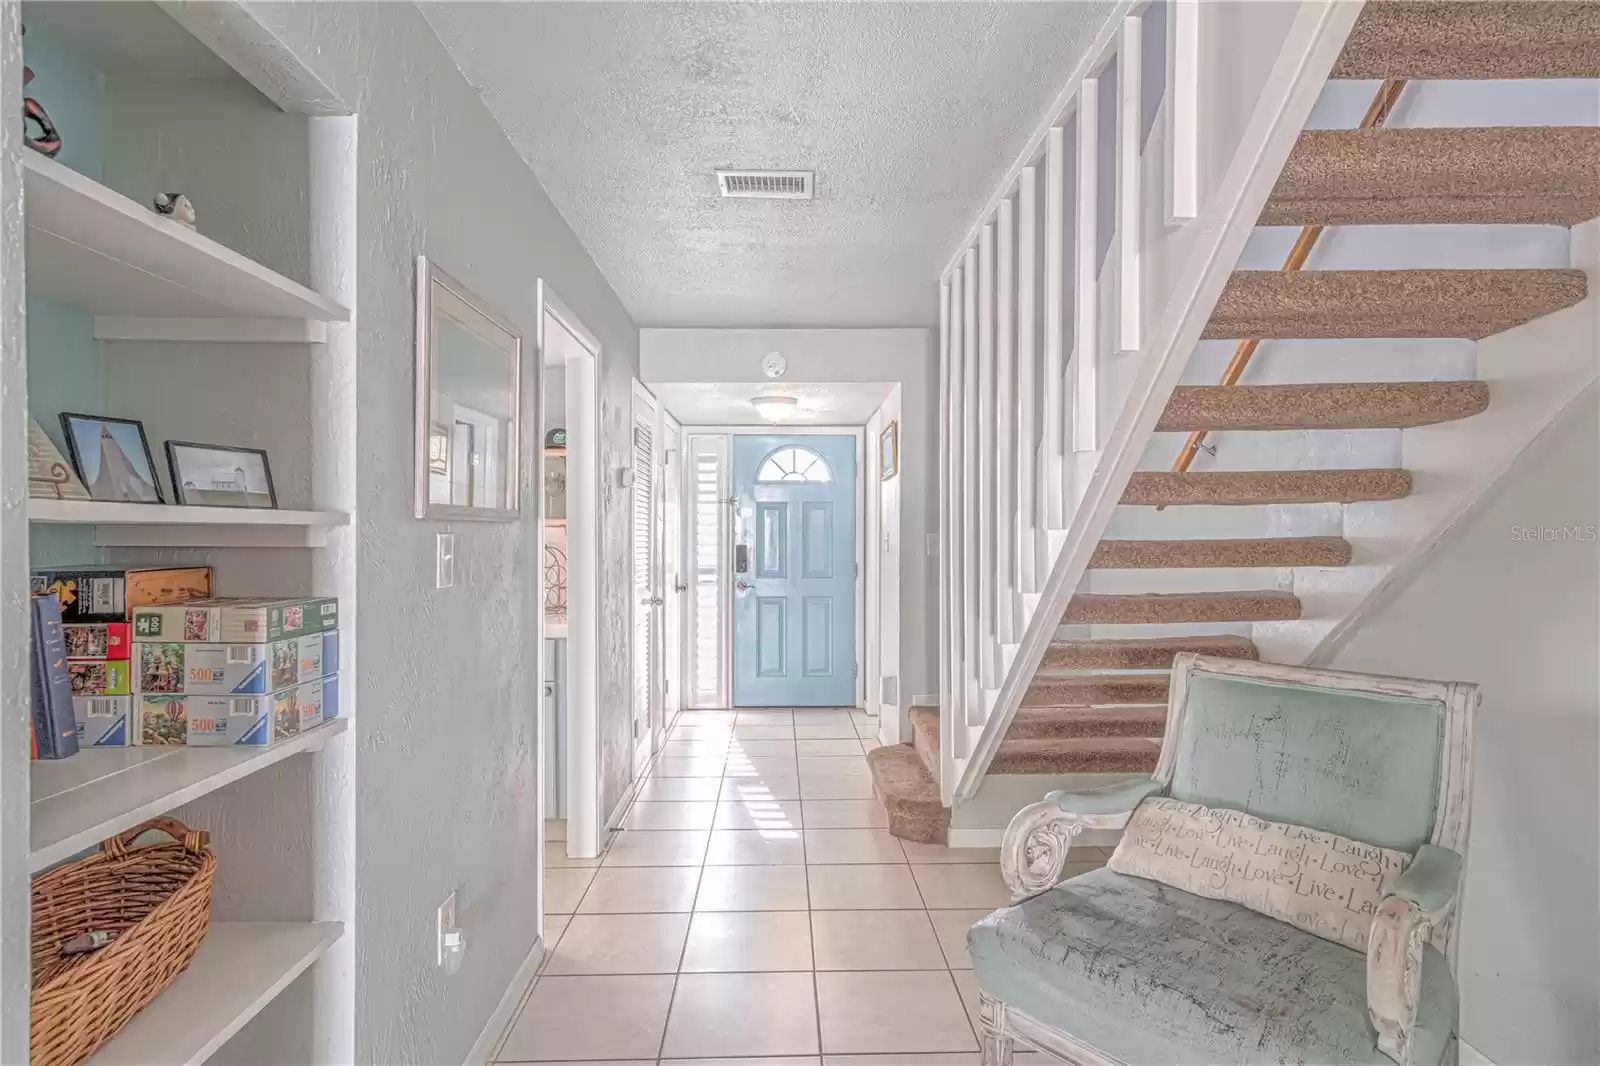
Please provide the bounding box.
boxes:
[421,1,1113,328]
[652,381,895,426]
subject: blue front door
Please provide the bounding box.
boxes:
[732,435,857,707]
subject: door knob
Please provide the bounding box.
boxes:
[673,580,688,593]
[735,579,754,592]
[640,596,665,606]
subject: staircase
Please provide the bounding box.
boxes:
[870,0,1600,844]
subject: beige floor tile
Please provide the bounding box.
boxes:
[679,710,737,724]
[513,1060,652,1066]
[544,819,566,842]
[540,914,572,959]
[802,828,907,864]
[695,865,811,911]
[726,757,802,780]
[926,909,989,970]
[651,757,727,778]
[544,867,597,914]
[910,863,1013,909]
[737,709,795,723]
[794,721,860,739]
[705,828,807,866]
[798,755,872,775]
[662,972,820,1058]
[499,974,673,1061]
[660,740,731,759]
[722,776,803,801]
[811,909,946,970]
[900,841,1002,864]
[542,912,690,975]
[816,971,978,1055]
[823,1057,981,1065]
[669,724,734,741]
[950,969,987,1036]
[715,797,804,831]
[799,775,876,800]
[793,738,866,757]
[624,800,719,831]
[577,866,702,914]
[603,830,710,867]
[545,848,605,869]
[807,864,924,910]
[801,800,889,829]
[681,910,815,972]
[636,776,724,802]
[729,739,800,758]
[734,724,798,740]
[668,1059,821,1066]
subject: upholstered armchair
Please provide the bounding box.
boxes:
[969,654,1478,1066]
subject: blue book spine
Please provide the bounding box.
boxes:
[31,595,80,759]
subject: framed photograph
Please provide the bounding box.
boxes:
[165,441,278,509]
[60,413,164,503]
[879,419,900,481]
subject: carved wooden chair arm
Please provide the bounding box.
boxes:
[999,777,1163,897]
[1366,845,1462,1066]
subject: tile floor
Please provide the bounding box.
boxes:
[494,708,1110,1065]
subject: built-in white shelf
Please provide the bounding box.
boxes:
[22,151,349,337]
[30,718,348,873]
[29,498,350,548]
[82,921,345,1066]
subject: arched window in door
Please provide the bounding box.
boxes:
[756,446,832,484]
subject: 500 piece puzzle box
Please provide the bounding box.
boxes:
[134,631,338,695]
[132,597,338,644]
[135,674,340,746]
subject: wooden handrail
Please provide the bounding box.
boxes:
[1164,78,1408,488]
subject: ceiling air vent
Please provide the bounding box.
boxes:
[716,170,814,200]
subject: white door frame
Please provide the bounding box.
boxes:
[682,425,867,709]
[630,380,665,773]
[536,281,604,860]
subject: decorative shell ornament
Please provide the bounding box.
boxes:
[152,192,197,230]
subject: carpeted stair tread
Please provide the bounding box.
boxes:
[991,735,1162,776]
[1263,127,1600,227]
[1331,1,1600,80]
[1158,381,1490,431]
[1205,269,1587,341]
[1009,705,1169,740]
[909,706,940,781]
[1022,674,1169,708]
[1042,635,1260,669]
[866,742,949,845]
[1066,590,1301,625]
[1091,536,1352,569]
[1123,469,1411,507]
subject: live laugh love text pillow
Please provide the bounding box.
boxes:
[1108,796,1411,953]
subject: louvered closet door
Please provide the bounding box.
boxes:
[631,398,659,762]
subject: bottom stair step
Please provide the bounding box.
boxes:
[865,743,949,845]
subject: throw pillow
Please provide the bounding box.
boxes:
[1108,796,1411,953]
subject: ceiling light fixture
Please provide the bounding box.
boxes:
[751,394,800,422]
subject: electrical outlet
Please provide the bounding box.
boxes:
[437,890,465,973]
[436,532,455,589]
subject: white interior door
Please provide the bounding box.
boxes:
[631,384,662,771]
[662,417,684,731]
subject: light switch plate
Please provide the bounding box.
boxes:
[436,532,455,589]
[437,889,464,973]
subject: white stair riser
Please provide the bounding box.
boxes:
[1105,501,1344,539]
[1308,77,1600,131]
[1240,223,1570,272]
[1180,338,1477,386]
[1137,427,1401,472]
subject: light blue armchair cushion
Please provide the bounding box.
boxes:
[1171,674,1444,851]
[968,868,1456,1066]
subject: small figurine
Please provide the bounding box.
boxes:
[22,27,63,159]
[152,193,197,230]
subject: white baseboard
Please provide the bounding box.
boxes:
[1458,1039,1494,1066]
[911,693,938,707]
[948,827,1123,849]
[464,936,545,1065]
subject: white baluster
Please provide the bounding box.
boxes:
[1168,0,1200,224]
[1118,15,1144,353]
[1016,166,1040,595]
[996,197,1017,646]
[1073,77,1100,454]
[937,278,952,723]
[962,248,982,725]
[977,223,997,688]
[949,262,967,724]
[1043,126,1066,528]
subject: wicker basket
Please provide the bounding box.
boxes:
[30,817,215,1066]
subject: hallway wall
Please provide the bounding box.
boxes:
[640,328,936,731]
[237,3,640,1062]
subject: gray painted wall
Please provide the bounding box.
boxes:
[236,4,640,1061]
[1330,388,1599,1066]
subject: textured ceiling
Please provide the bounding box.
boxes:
[421,1,1114,328]
[652,381,895,426]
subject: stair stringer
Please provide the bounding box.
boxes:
[1291,217,1600,667]
[950,1,1365,807]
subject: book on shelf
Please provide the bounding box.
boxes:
[30,594,80,759]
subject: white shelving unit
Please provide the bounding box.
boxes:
[29,499,351,548]
[30,719,348,873]
[21,151,349,341]
[82,922,345,1066]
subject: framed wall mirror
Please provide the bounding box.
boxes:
[415,257,523,520]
